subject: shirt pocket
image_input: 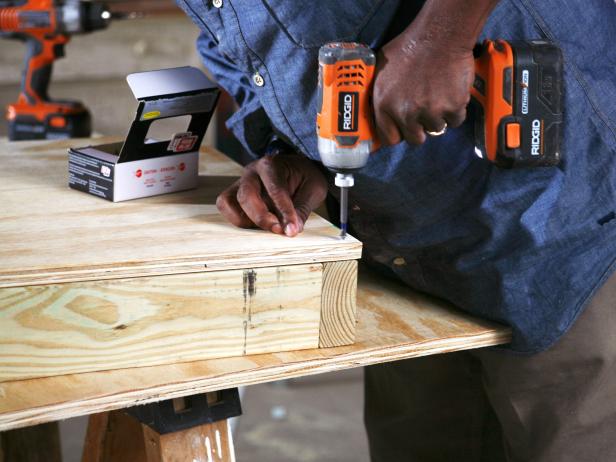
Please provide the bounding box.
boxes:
[262,0,384,48]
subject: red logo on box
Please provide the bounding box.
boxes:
[168,132,198,153]
[135,169,143,178]
[179,162,186,172]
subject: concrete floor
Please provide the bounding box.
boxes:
[59,368,369,462]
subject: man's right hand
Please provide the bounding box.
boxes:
[216,152,328,237]
[372,0,499,146]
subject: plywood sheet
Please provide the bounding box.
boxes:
[0,139,361,288]
[0,270,511,431]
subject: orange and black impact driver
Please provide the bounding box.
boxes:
[317,40,563,237]
[0,0,129,140]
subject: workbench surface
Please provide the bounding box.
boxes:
[0,139,511,431]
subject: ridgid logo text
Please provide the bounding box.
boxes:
[338,91,358,132]
[531,119,542,156]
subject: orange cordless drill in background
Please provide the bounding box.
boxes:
[0,0,132,140]
[317,40,563,237]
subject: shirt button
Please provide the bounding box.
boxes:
[212,0,223,7]
[393,257,406,266]
[252,72,265,87]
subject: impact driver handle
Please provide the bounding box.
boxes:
[20,33,67,104]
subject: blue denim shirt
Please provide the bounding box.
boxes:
[177,0,616,353]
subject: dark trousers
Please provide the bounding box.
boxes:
[365,271,616,462]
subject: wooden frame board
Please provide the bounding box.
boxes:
[0,139,360,383]
[2,262,359,382]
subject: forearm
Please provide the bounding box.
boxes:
[404,0,500,52]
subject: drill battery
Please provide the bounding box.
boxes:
[471,39,564,168]
[8,107,91,141]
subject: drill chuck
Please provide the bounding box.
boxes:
[58,1,111,33]
[0,2,112,34]
[334,173,355,188]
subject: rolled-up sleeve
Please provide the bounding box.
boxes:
[196,33,274,159]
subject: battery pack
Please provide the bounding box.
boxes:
[472,40,564,168]
[8,110,91,141]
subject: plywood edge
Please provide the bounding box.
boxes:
[0,244,362,289]
[0,328,511,431]
[319,260,359,348]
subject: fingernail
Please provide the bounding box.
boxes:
[284,223,297,236]
[272,223,283,234]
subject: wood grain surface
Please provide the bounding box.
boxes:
[0,138,361,288]
[0,264,323,382]
[319,260,358,348]
[142,419,234,462]
[81,411,147,462]
[0,421,61,462]
[0,270,511,431]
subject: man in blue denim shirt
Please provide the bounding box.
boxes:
[177,0,616,460]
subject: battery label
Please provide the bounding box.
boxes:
[338,92,358,132]
[521,70,530,114]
